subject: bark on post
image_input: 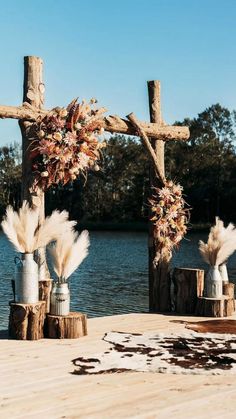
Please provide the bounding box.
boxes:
[19,56,49,280]
[45,312,87,339]
[196,296,235,317]
[147,80,170,312]
[173,268,204,314]
[9,301,46,340]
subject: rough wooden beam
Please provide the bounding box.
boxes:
[147,80,170,313]
[127,113,165,184]
[103,115,189,141]
[0,105,190,141]
[19,56,49,281]
[0,103,46,120]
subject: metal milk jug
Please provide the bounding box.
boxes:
[14,253,39,303]
[205,266,222,298]
[50,282,70,316]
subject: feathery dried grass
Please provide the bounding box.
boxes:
[199,217,236,266]
[1,202,75,253]
[49,229,90,281]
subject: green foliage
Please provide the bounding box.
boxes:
[0,142,21,217]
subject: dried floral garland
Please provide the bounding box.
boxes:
[31,98,106,190]
[149,180,190,265]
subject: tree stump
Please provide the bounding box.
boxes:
[45,312,87,339]
[223,282,235,299]
[173,268,204,314]
[9,301,46,340]
[196,296,235,317]
[39,280,52,313]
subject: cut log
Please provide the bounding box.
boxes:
[46,312,87,339]
[223,282,235,299]
[196,296,235,317]
[173,268,204,314]
[9,301,46,340]
[38,280,52,313]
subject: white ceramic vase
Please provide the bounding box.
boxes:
[205,265,222,298]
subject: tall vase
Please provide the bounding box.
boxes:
[50,282,70,316]
[14,253,39,303]
[219,263,229,282]
[205,265,222,298]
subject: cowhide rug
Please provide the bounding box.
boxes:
[72,330,236,376]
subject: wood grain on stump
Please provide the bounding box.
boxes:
[9,301,46,340]
[223,282,235,299]
[39,280,52,313]
[173,268,204,314]
[196,296,235,318]
[46,312,87,339]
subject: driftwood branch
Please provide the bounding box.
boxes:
[0,104,190,141]
[127,112,166,185]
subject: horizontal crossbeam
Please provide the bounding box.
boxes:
[0,103,189,141]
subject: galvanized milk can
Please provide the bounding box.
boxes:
[205,266,222,298]
[14,253,39,303]
[50,282,70,316]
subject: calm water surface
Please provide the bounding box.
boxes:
[1,231,236,329]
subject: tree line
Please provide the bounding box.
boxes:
[0,103,236,226]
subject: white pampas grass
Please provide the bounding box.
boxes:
[199,217,236,266]
[49,229,90,281]
[1,201,75,253]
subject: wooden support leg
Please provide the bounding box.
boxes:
[9,301,46,340]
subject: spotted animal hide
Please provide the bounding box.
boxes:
[72,331,236,375]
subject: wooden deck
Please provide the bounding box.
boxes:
[1,313,236,419]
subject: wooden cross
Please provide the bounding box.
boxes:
[0,56,189,310]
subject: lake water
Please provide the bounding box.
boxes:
[1,230,236,330]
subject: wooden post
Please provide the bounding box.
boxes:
[19,56,49,280]
[173,268,204,314]
[147,80,170,312]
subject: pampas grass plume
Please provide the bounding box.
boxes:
[199,217,236,266]
[49,229,90,280]
[1,202,75,253]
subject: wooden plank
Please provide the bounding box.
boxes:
[1,313,236,418]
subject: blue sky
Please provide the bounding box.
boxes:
[0,0,235,145]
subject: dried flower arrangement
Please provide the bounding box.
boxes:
[199,217,236,267]
[149,180,189,265]
[1,201,75,253]
[127,113,190,266]
[31,98,106,190]
[49,229,90,283]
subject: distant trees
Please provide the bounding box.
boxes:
[0,143,21,217]
[0,103,236,225]
[165,104,236,223]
